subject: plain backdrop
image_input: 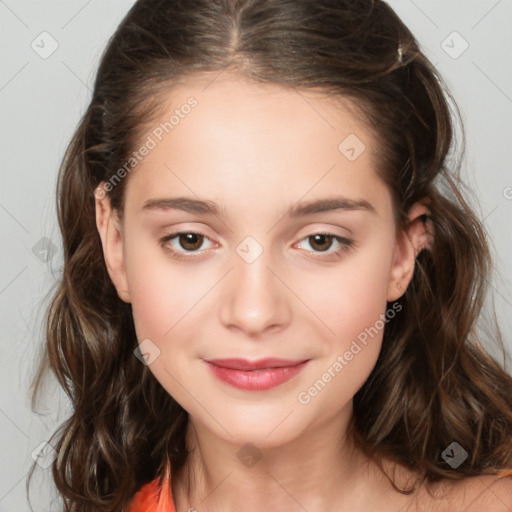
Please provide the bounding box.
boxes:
[0,1,511,510]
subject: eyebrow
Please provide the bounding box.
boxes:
[141,196,377,217]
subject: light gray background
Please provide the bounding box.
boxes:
[0,1,511,510]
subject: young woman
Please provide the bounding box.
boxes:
[28,0,512,511]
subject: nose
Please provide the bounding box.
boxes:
[219,248,292,338]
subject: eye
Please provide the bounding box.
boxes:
[159,231,214,260]
[295,232,354,260]
[159,230,355,261]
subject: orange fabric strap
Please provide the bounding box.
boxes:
[127,463,175,512]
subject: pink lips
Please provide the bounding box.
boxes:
[204,358,309,391]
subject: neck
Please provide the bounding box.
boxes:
[172,404,389,512]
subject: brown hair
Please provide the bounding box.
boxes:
[28,0,512,510]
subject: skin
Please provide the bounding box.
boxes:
[94,73,511,511]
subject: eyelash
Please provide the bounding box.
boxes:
[159,230,355,261]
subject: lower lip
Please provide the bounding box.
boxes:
[205,360,309,391]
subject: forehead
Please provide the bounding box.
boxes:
[152,73,370,148]
[122,73,390,221]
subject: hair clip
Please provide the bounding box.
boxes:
[397,43,404,63]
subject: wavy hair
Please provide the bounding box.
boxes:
[28,0,512,510]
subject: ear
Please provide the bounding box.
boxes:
[94,183,131,303]
[386,198,433,302]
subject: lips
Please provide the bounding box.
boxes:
[204,358,310,391]
[206,358,308,370]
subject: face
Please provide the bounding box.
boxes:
[96,73,424,448]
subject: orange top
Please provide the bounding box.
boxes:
[127,463,176,512]
[491,468,512,479]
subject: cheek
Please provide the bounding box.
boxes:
[123,237,192,341]
[293,237,396,403]
[297,236,395,342]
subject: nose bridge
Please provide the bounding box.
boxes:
[219,236,291,336]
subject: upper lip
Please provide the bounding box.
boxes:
[205,358,309,370]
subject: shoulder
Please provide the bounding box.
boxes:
[419,473,512,512]
[455,474,512,512]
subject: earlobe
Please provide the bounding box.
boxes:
[94,183,131,303]
[386,198,433,302]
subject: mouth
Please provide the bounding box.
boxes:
[204,358,310,391]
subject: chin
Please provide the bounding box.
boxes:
[194,405,308,449]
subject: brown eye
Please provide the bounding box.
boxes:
[159,231,214,260]
[295,232,355,260]
[176,232,204,251]
[308,234,334,252]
